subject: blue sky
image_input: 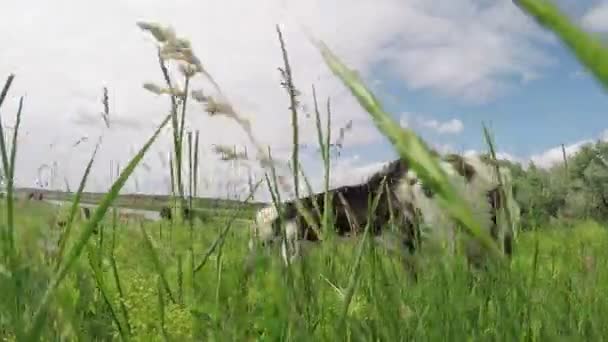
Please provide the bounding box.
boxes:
[4,0,608,198]
[332,1,608,173]
[387,45,608,157]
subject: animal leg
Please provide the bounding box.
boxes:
[280,220,300,266]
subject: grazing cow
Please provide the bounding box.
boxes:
[248,158,420,266]
[249,153,520,275]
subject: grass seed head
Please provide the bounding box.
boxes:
[179,64,198,78]
[204,97,236,117]
[190,89,208,103]
[137,21,173,43]
[143,83,164,96]
[143,82,185,97]
[212,144,247,161]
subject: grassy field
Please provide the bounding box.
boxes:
[14,187,267,213]
[2,199,608,340]
[1,2,607,340]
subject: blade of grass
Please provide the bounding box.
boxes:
[157,276,170,342]
[262,166,305,321]
[276,25,301,200]
[109,247,132,336]
[5,96,22,260]
[193,130,200,198]
[514,0,608,91]
[0,76,25,340]
[55,138,102,267]
[482,123,516,252]
[157,49,187,220]
[86,244,129,340]
[309,38,503,260]
[0,74,16,260]
[338,177,387,330]
[312,88,334,238]
[25,113,171,340]
[193,179,262,273]
[139,222,176,304]
[177,253,184,306]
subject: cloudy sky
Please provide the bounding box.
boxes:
[2,0,608,201]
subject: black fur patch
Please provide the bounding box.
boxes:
[442,154,477,182]
[271,157,416,243]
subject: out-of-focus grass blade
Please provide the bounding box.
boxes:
[514,0,608,91]
[309,38,503,260]
[26,113,171,341]
[0,74,16,260]
[109,247,132,335]
[0,75,25,340]
[87,245,130,340]
[5,96,23,260]
[56,138,102,267]
[339,178,386,329]
[139,222,176,304]
[482,123,516,244]
[194,179,262,274]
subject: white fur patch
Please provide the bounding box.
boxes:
[439,160,457,176]
[250,204,304,266]
[394,155,515,254]
[405,170,418,182]
[280,220,300,264]
[250,205,279,248]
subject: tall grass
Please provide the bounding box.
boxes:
[310,38,504,261]
[1,3,608,338]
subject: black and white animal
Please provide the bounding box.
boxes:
[249,153,520,272]
[248,158,419,266]
[398,154,520,267]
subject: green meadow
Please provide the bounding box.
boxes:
[2,0,608,340]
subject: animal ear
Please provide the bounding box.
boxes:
[443,154,476,181]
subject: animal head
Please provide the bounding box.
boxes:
[366,158,410,190]
[394,153,520,256]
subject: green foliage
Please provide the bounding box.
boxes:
[493,140,608,229]
[4,202,608,340]
[507,0,608,226]
[4,3,608,338]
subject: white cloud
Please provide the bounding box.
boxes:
[399,113,410,128]
[581,2,608,32]
[495,151,524,164]
[529,140,595,169]
[464,149,525,164]
[327,156,391,187]
[570,69,589,79]
[418,118,464,135]
[400,112,464,135]
[463,129,608,170]
[463,140,598,170]
[0,0,557,200]
[377,1,556,102]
